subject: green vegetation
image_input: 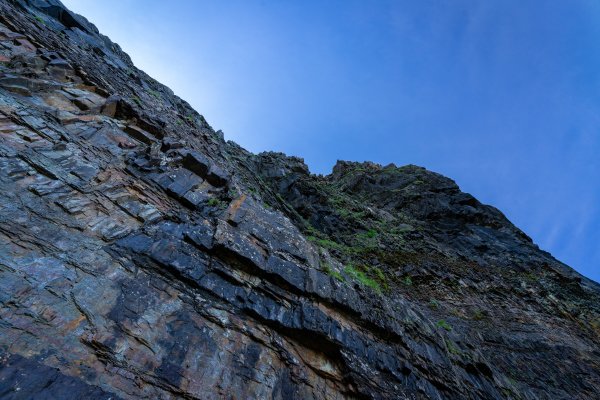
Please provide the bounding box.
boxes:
[34,15,45,24]
[372,266,386,284]
[259,167,458,298]
[207,198,221,207]
[428,299,440,310]
[228,188,240,199]
[322,263,345,282]
[132,96,142,106]
[445,339,461,355]
[317,238,342,249]
[304,224,321,238]
[311,237,346,251]
[313,236,376,258]
[342,264,389,292]
[352,234,378,252]
[437,319,452,331]
[344,265,381,292]
[327,192,369,221]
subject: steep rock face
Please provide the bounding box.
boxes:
[0,1,599,399]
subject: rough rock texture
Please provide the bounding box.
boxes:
[0,1,599,399]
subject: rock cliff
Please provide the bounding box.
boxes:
[0,1,598,399]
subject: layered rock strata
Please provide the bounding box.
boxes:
[0,1,598,399]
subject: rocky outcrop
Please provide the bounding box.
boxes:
[0,1,599,399]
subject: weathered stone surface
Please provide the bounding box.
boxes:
[0,1,598,400]
[182,149,230,187]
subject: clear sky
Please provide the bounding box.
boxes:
[62,0,599,282]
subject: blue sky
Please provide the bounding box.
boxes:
[62,0,600,282]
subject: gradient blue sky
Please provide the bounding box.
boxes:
[63,0,599,282]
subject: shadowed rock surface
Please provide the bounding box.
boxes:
[0,1,598,399]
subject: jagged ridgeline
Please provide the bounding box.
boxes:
[0,1,599,399]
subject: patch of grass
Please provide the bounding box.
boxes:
[372,266,386,282]
[132,96,142,106]
[345,265,381,293]
[304,224,321,238]
[315,238,345,251]
[363,265,389,290]
[354,228,378,243]
[327,193,361,219]
[436,319,452,332]
[176,119,183,126]
[207,198,221,207]
[323,263,345,282]
[34,15,45,25]
[429,299,440,310]
[445,339,461,355]
[352,210,369,220]
[402,276,413,286]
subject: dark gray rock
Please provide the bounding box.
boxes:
[0,2,598,400]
